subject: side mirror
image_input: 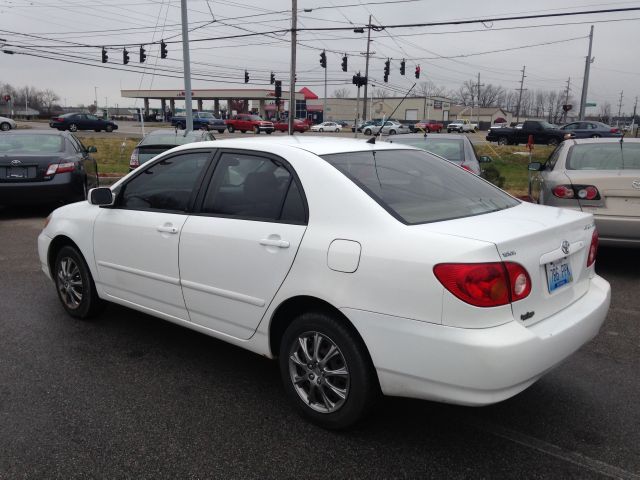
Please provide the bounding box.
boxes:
[478,155,492,163]
[86,146,97,153]
[88,187,114,206]
[528,162,543,171]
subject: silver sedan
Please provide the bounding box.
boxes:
[528,137,640,246]
[0,116,18,131]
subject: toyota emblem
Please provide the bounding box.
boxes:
[632,180,640,190]
[561,240,570,255]
[10,159,22,166]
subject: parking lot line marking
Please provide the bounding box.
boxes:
[470,419,640,480]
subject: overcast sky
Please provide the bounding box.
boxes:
[1,0,639,114]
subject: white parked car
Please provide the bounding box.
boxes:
[0,115,17,131]
[447,119,477,133]
[39,137,610,429]
[311,122,341,132]
[369,121,411,135]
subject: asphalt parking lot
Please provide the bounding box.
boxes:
[1,207,639,479]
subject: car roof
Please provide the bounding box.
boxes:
[2,129,70,136]
[168,135,416,156]
[388,133,469,141]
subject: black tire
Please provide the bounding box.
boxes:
[319,128,324,132]
[240,130,246,133]
[279,311,379,430]
[0,122,10,131]
[254,126,260,134]
[54,245,103,319]
[68,123,78,132]
[177,123,185,130]
[548,137,559,146]
[94,129,101,132]
[497,136,509,146]
[218,129,225,134]
[227,125,235,133]
[389,129,396,135]
[266,130,272,134]
[364,128,372,135]
[590,134,601,139]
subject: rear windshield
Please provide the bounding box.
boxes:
[322,149,517,224]
[140,132,203,146]
[567,143,640,170]
[0,134,64,153]
[391,138,464,163]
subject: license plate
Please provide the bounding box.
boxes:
[546,258,573,292]
[8,167,26,179]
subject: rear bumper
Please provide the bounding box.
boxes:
[344,275,610,406]
[593,214,640,246]
[0,173,83,205]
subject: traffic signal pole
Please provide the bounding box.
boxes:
[180,0,194,132]
[288,0,297,135]
[362,15,372,122]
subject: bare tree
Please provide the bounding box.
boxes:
[332,88,351,98]
[414,80,448,98]
[478,84,505,107]
[373,88,388,99]
[599,102,612,123]
[41,89,60,115]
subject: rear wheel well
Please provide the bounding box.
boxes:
[269,296,376,369]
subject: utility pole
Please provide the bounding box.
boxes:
[632,96,638,131]
[362,14,372,122]
[617,90,624,126]
[476,72,484,126]
[563,77,571,123]
[180,0,193,131]
[94,86,98,108]
[578,25,594,121]
[515,65,526,124]
[323,60,327,122]
[288,0,297,135]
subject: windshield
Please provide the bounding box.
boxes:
[198,113,214,118]
[567,143,640,170]
[538,121,557,129]
[322,149,517,224]
[391,138,464,163]
[0,134,64,153]
[249,115,263,121]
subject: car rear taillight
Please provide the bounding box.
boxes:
[552,184,600,200]
[461,164,473,172]
[433,262,531,308]
[587,229,599,267]
[610,128,619,133]
[45,162,75,176]
[130,148,139,168]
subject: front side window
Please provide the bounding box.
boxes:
[322,149,517,225]
[119,151,211,212]
[201,152,306,223]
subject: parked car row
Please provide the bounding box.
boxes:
[0,115,18,131]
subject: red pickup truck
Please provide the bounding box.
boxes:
[413,120,443,133]
[225,114,274,134]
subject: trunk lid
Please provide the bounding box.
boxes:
[0,154,64,182]
[418,202,596,326]
[565,170,640,217]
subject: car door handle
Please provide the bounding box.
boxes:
[157,225,179,234]
[259,238,290,248]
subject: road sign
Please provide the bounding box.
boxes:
[585,102,597,107]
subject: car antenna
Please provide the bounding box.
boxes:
[373,82,417,141]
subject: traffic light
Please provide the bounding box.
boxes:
[270,72,275,84]
[400,59,405,75]
[384,58,390,83]
[123,48,129,65]
[160,40,167,59]
[341,55,347,72]
[101,47,108,63]
[275,80,282,98]
[320,50,326,68]
[244,70,249,83]
[415,65,421,79]
[352,72,367,88]
[139,46,146,63]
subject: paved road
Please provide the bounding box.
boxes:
[1,208,639,479]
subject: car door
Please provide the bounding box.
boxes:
[530,145,562,204]
[93,150,213,321]
[68,134,99,188]
[179,149,308,339]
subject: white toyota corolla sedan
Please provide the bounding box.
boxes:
[38,137,611,429]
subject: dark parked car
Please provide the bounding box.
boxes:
[0,131,99,206]
[486,120,564,146]
[559,121,622,139]
[387,133,492,177]
[129,129,216,170]
[50,113,118,133]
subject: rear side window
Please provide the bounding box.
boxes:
[322,149,517,225]
[201,152,307,224]
[567,143,640,170]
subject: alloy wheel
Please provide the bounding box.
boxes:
[56,256,84,309]
[288,331,350,414]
